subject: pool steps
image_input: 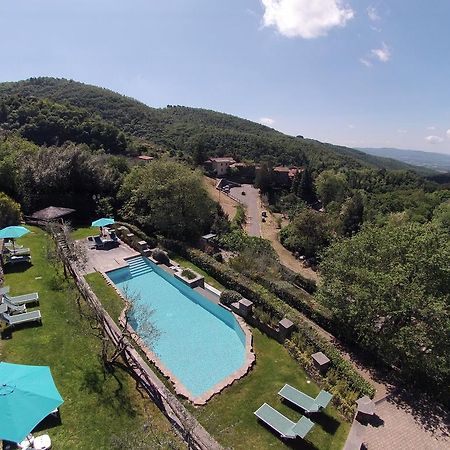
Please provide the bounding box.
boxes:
[127,256,153,277]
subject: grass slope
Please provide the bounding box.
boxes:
[0,227,181,449]
[194,329,350,450]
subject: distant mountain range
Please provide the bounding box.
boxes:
[358,148,450,173]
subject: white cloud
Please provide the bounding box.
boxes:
[371,42,391,62]
[367,6,380,21]
[397,129,407,134]
[425,135,444,144]
[348,124,355,129]
[359,57,372,67]
[261,0,354,39]
[427,125,436,130]
[447,129,450,139]
[260,117,275,126]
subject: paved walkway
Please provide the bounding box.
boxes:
[365,394,449,450]
[230,184,261,236]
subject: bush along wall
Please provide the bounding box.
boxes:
[115,221,158,249]
[160,237,375,409]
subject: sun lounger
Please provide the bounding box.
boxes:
[0,296,26,315]
[4,292,39,306]
[5,254,31,265]
[279,384,333,413]
[3,247,31,256]
[254,403,314,439]
[94,235,105,249]
[1,310,42,326]
[0,286,10,296]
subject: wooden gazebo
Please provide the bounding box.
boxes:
[30,206,76,223]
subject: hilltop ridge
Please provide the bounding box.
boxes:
[0,77,433,174]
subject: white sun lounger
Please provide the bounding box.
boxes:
[4,292,39,306]
[0,296,26,315]
[1,310,42,326]
[254,403,314,439]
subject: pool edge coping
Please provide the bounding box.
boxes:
[99,262,255,406]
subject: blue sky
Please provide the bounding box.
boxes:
[1,0,450,153]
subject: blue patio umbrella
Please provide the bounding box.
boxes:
[0,226,30,240]
[0,226,31,252]
[0,362,64,443]
[91,217,115,228]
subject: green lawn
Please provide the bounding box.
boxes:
[85,272,124,324]
[86,262,350,449]
[0,227,182,449]
[70,226,97,241]
[193,328,350,450]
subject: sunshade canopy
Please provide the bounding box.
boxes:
[0,226,30,240]
[91,218,115,227]
[0,362,64,443]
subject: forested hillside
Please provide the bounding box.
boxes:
[0,77,431,173]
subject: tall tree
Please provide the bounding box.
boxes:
[255,162,273,194]
[318,221,450,389]
[119,159,215,241]
[315,170,348,207]
[0,192,21,228]
[339,192,364,236]
[280,209,331,258]
[297,167,315,203]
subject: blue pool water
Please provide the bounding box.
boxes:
[106,257,246,398]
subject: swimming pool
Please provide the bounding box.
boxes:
[106,256,249,401]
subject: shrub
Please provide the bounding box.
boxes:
[115,221,157,248]
[213,252,223,263]
[220,289,242,306]
[152,248,170,265]
[181,268,197,280]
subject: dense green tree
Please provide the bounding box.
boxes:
[339,192,364,236]
[280,209,331,258]
[255,162,273,194]
[14,143,124,215]
[297,167,315,202]
[0,192,21,228]
[432,201,450,231]
[315,170,348,207]
[0,96,130,154]
[318,222,450,389]
[119,159,215,241]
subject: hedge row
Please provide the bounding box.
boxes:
[279,264,317,294]
[161,238,375,398]
[250,273,332,329]
[115,221,158,248]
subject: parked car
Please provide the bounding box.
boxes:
[261,211,267,218]
[241,190,246,195]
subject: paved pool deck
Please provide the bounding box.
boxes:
[78,239,140,275]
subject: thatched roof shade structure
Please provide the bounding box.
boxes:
[31,206,76,222]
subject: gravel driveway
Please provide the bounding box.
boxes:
[230,184,261,237]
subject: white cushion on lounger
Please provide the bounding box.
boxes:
[33,434,52,449]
